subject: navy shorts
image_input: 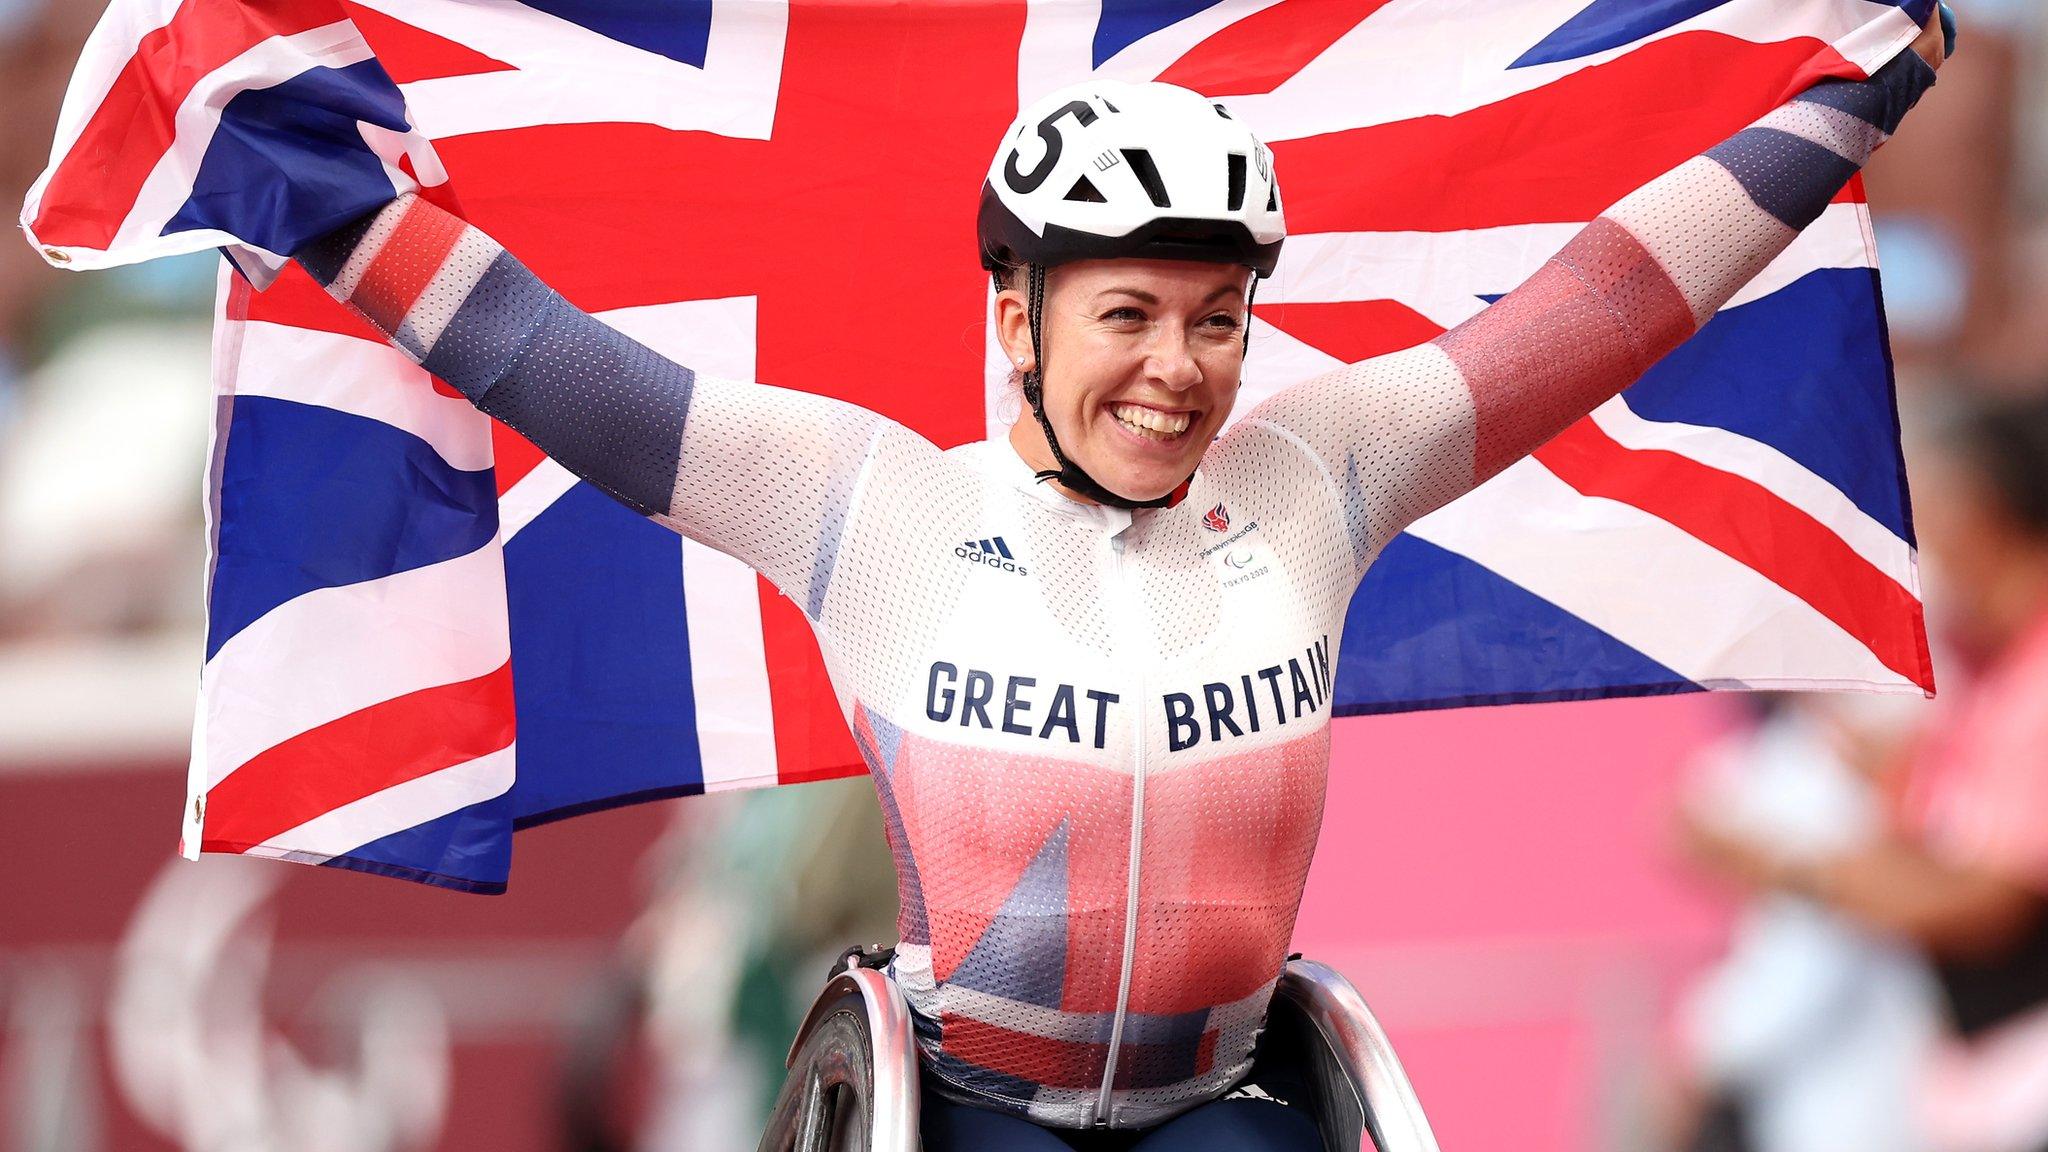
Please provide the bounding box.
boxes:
[918,1064,1322,1152]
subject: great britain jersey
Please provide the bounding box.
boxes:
[294,59,1933,1128]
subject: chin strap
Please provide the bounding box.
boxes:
[1021,262,1255,511]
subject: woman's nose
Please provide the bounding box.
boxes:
[1147,332,1202,390]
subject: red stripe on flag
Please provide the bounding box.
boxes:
[1257,299,1444,365]
[340,1,513,84]
[32,0,349,249]
[244,262,380,337]
[1154,1,1389,97]
[725,3,1022,788]
[1779,42,1864,102]
[201,661,516,851]
[226,266,254,322]
[756,575,865,786]
[348,197,466,332]
[1533,420,1933,690]
[491,421,547,496]
[1276,33,1837,234]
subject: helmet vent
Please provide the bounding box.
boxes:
[1225,153,1247,212]
[1121,148,1171,208]
[1213,103,1233,119]
[1063,175,1107,203]
[1266,183,1280,213]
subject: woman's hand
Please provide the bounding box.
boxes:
[1911,3,1951,73]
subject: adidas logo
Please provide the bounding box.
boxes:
[954,536,1028,576]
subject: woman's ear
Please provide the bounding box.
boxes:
[994,288,1034,373]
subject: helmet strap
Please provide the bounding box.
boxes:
[1242,273,1258,356]
[1019,262,1189,511]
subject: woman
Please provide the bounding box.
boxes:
[288,14,1948,1149]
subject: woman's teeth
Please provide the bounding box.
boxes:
[1110,403,1191,440]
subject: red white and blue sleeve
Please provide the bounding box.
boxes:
[1237,49,1939,582]
[292,197,900,620]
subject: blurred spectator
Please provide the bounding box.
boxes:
[0,318,211,640]
[0,2,97,377]
[555,776,895,1152]
[0,1,215,648]
[1868,0,2047,387]
[1684,390,2048,1152]
[1670,695,1939,1152]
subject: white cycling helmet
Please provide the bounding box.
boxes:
[978,79,1286,278]
[977,80,1287,509]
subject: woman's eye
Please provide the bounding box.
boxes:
[1204,313,1243,331]
[1104,307,1145,322]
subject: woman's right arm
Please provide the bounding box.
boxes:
[295,193,895,618]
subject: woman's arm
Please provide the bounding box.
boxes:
[1241,24,1944,577]
[295,194,899,619]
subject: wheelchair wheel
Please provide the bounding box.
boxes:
[758,993,875,1152]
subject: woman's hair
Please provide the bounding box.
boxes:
[1946,390,2048,540]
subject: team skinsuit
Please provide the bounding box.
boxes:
[292,49,1935,1151]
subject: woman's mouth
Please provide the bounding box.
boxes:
[1107,401,1194,442]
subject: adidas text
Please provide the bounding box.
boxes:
[955,537,1027,576]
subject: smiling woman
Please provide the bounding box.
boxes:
[276,28,1942,1149]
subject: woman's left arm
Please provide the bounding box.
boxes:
[1241,13,1945,575]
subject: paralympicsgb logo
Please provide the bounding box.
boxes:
[956,536,1028,576]
[1203,503,1230,533]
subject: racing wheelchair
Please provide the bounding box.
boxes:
[757,946,1442,1152]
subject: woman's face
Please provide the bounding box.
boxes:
[998,257,1250,502]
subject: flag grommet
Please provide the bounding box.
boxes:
[42,247,69,264]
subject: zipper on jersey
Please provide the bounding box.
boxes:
[1094,525,1147,1126]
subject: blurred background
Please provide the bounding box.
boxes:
[3,3,2045,1151]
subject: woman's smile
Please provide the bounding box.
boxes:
[1105,401,1198,445]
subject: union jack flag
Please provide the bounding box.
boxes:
[23,0,1937,892]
